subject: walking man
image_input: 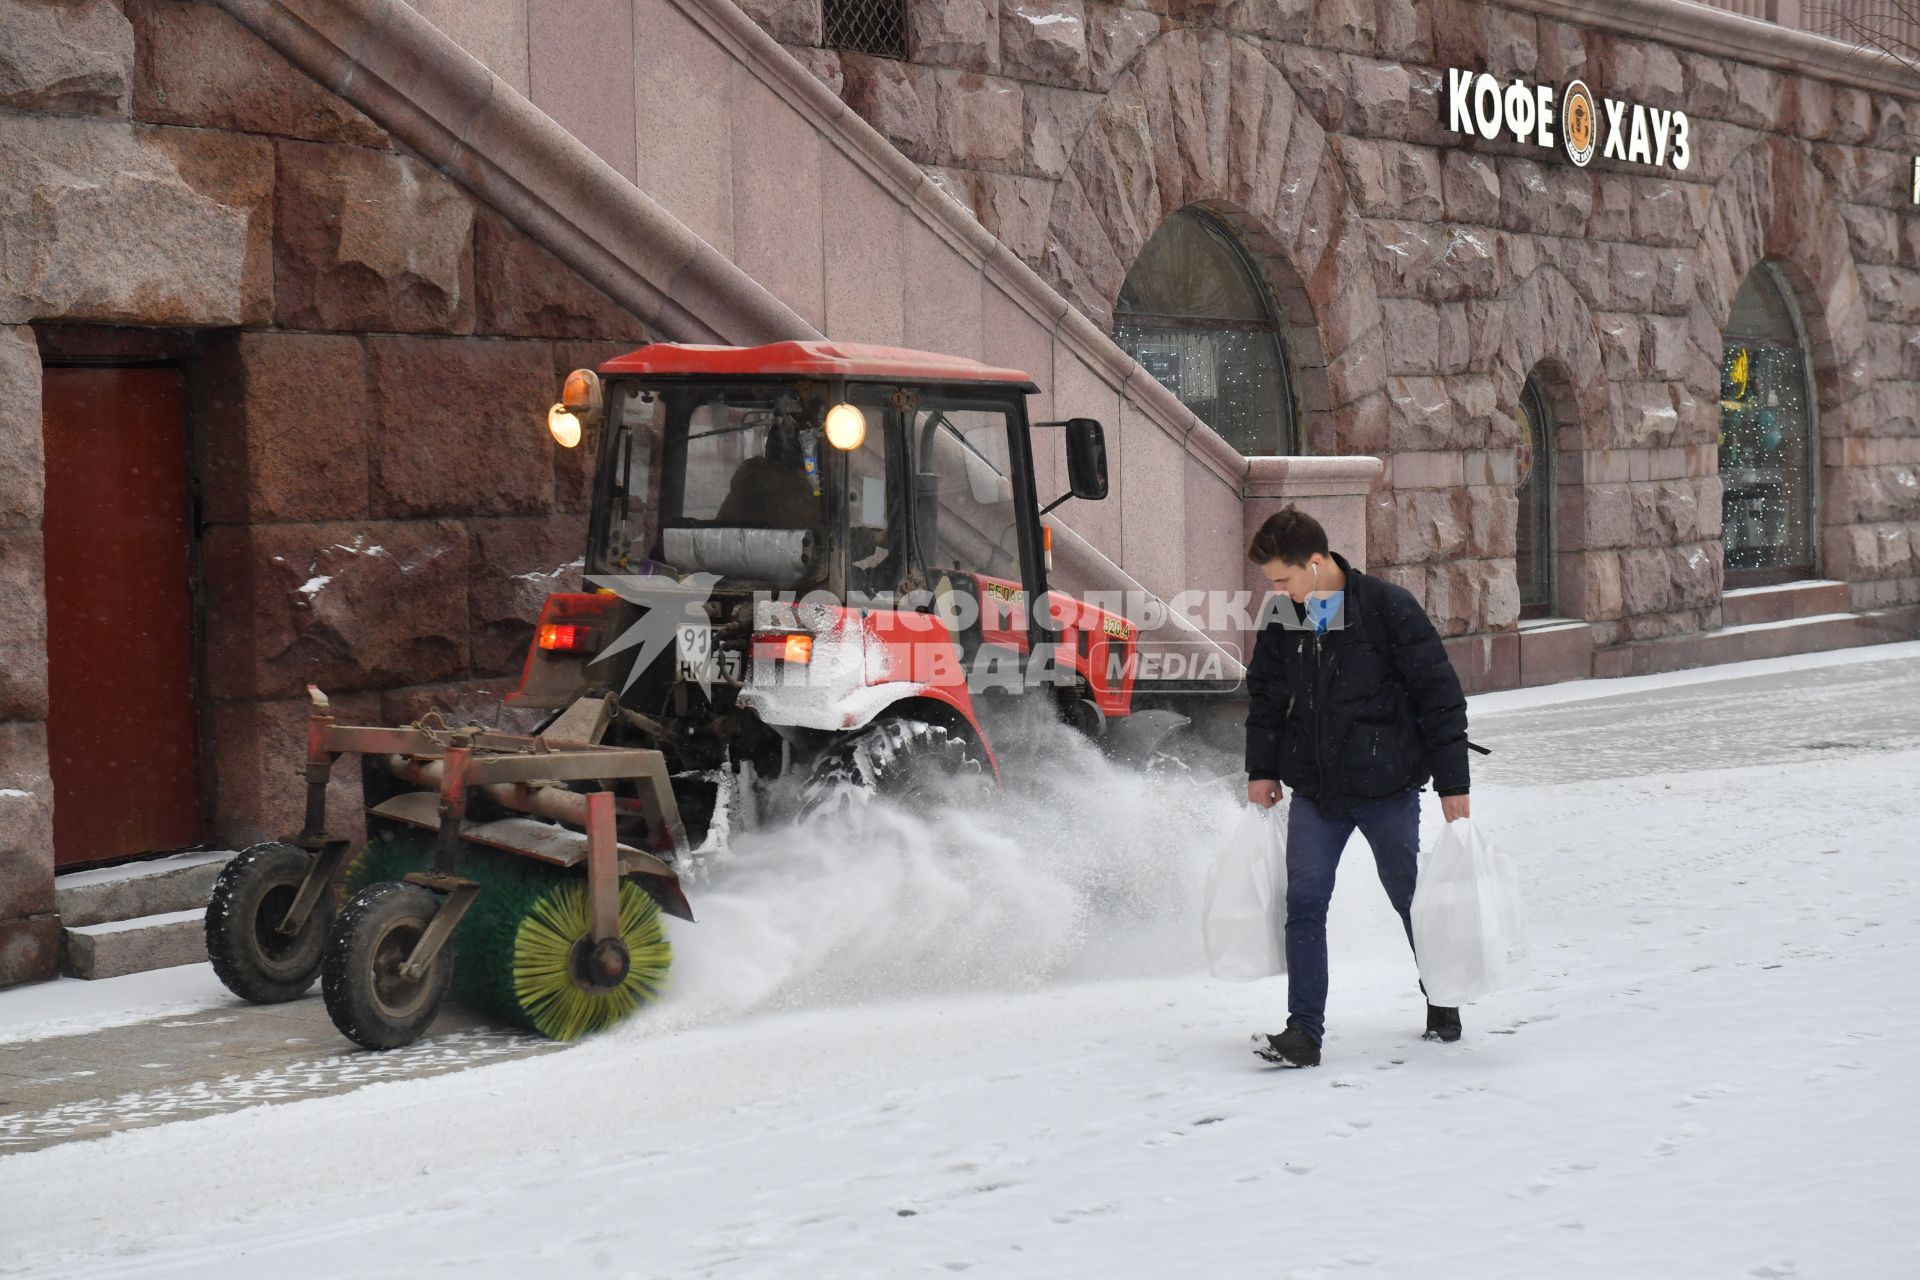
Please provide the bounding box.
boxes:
[1243,507,1473,1068]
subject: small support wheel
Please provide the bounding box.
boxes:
[205,843,332,1004]
[322,881,453,1051]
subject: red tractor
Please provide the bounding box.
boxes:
[205,342,1226,1049]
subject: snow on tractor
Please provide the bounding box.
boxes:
[205,341,1229,1049]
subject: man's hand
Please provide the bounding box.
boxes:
[1248,779,1283,809]
[1441,793,1471,823]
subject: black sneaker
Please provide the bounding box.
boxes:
[1252,1025,1322,1067]
[1423,1003,1462,1043]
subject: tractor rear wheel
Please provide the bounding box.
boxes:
[801,716,987,814]
[204,843,332,1004]
[322,881,453,1051]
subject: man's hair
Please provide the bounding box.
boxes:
[1247,506,1330,567]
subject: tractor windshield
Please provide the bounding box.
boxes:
[589,379,1032,598]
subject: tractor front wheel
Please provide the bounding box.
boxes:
[205,843,332,1004]
[800,716,987,814]
[322,881,453,1051]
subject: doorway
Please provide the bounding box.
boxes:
[41,364,205,867]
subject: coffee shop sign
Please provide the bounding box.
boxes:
[1446,69,1692,173]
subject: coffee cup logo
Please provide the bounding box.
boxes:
[1562,80,1597,167]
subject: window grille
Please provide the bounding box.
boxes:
[823,0,907,59]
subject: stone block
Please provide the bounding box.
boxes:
[473,207,647,341]
[62,911,212,980]
[1610,243,1657,312]
[972,172,1056,263]
[1630,179,1693,248]
[0,0,132,116]
[0,719,52,925]
[1392,487,1470,564]
[1088,4,1159,86]
[733,0,821,44]
[1000,0,1087,87]
[0,916,60,989]
[1619,547,1675,614]
[1427,227,1501,302]
[211,692,377,850]
[201,521,471,701]
[0,326,40,533]
[843,54,941,160]
[199,332,369,525]
[1606,39,1686,111]
[1345,57,1412,139]
[126,0,385,144]
[1215,0,1311,42]
[1373,0,1431,62]
[787,46,844,97]
[0,533,47,723]
[1310,0,1375,54]
[469,516,588,676]
[140,125,275,326]
[367,336,557,519]
[936,70,1024,167]
[907,0,999,73]
[1466,485,1518,558]
[273,139,476,334]
[408,0,529,92]
[1498,157,1554,234]
[0,115,261,327]
[1423,560,1477,637]
[1024,82,1103,177]
[1379,299,1439,375]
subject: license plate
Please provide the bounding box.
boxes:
[676,623,713,681]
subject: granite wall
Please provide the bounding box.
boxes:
[0,0,647,983]
[714,0,1920,684]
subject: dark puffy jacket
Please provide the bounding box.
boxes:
[1244,553,1470,816]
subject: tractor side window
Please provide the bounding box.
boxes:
[847,403,901,601]
[600,386,661,572]
[912,404,1020,583]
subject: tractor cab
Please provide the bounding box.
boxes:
[524,341,1139,841]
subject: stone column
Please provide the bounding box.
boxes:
[1243,456,1387,596]
[0,325,58,987]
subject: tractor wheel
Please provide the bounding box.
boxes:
[204,843,332,1004]
[322,881,453,1051]
[800,716,988,814]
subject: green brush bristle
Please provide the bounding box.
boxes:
[343,827,671,1041]
[509,880,671,1041]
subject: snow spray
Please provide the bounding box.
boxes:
[629,719,1243,1028]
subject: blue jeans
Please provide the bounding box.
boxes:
[1284,788,1420,1044]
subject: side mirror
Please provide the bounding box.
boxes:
[1065,418,1108,501]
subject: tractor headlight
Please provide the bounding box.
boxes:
[548,403,583,449]
[824,402,866,451]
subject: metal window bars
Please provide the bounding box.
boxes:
[823,0,907,59]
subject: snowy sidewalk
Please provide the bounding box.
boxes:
[1,644,1917,1278]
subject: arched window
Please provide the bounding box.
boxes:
[1113,208,1295,456]
[1515,374,1555,617]
[1719,263,1817,584]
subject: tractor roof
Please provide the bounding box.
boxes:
[597,340,1040,391]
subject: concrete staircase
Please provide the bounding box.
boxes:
[1596,580,1918,678]
[56,851,233,979]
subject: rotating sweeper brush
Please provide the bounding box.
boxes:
[205,687,691,1049]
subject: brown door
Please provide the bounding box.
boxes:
[42,366,205,867]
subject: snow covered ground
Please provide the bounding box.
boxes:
[2,648,1917,1279]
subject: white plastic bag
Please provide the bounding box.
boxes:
[1411,817,1531,1006]
[1202,805,1288,981]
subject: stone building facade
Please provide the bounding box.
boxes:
[2,0,1918,988]
[0,0,648,983]
[727,0,1920,680]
